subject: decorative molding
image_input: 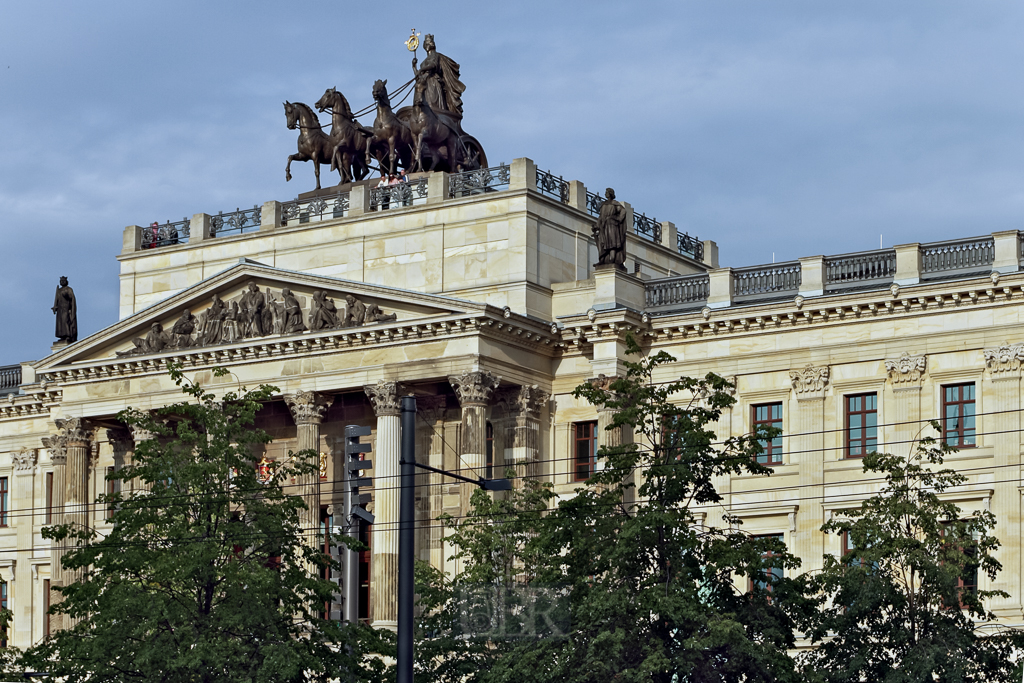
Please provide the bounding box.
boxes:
[364,380,403,417]
[790,365,830,399]
[886,352,927,388]
[448,370,501,407]
[12,448,36,472]
[44,417,92,463]
[984,343,1024,378]
[41,433,67,465]
[284,390,333,425]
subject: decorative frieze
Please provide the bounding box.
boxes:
[885,352,927,388]
[284,390,333,425]
[448,370,501,407]
[983,343,1024,379]
[364,380,403,416]
[790,365,830,398]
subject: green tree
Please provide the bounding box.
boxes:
[22,364,384,683]
[424,336,812,683]
[802,425,1022,682]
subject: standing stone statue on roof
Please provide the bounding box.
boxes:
[593,188,628,269]
[52,276,78,344]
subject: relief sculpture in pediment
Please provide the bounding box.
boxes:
[115,281,399,357]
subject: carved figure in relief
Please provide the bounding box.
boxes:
[52,276,78,343]
[363,302,397,324]
[221,302,241,343]
[171,310,198,348]
[240,283,266,338]
[262,287,278,336]
[201,294,226,346]
[309,290,340,331]
[344,295,366,327]
[280,289,306,334]
[117,322,171,357]
[593,188,628,268]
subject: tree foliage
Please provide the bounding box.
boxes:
[802,425,1023,682]
[23,364,383,683]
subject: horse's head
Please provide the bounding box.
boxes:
[314,89,333,113]
[372,79,390,107]
[284,101,298,130]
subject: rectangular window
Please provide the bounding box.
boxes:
[45,472,53,525]
[573,421,598,481]
[43,579,50,639]
[106,466,117,520]
[943,383,976,448]
[486,422,494,480]
[845,393,878,458]
[0,477,8,527]
[940,524,979,606]
[750,533,785,593]
[752,403,783,466]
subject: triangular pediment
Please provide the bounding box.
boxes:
[37,262,490,369]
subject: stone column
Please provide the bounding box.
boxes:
[417,397,447,569]
[285,391,333,553]
[364,380,403,631]
[448,371,501,516]
[500,386,547,483]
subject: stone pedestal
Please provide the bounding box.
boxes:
[364,380,402,632]
[449,371,501,515]
[285,391,333,553]
[592,263,644,312]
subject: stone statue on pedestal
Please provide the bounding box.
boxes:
[52,276,78,343]
[593,188,627,269]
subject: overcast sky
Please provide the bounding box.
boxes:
[2,1,1024,363]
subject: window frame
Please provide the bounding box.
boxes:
[844,392,878,459]
[749,532,785,593]
[942,383,976,449]
[573,421,598,481]
[45,471,53,525]
[0,477,8,528]
[485,421,494,480]
[751,403,784,466]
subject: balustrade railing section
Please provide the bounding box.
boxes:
[733,262,801,300]
[677,233,704,262]
[920,236,994,276]
[585,190,604,217]
[282,193,350,226]
[633,212,662,244]
[825,249,896,288]
[645,274,710,310]
[0,365,20,395]
[449,164,510,198]
[211,206,262,237]
[142,218,190,249]
[536,169,569,204]
[370,178,428,211]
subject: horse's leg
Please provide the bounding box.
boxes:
[286,154,298,182]
[314,157,321,190]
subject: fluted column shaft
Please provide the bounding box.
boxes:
[365,380,402,631]
[285,391,332,555]
[502,386,547,484]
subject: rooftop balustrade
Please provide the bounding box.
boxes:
[645,273,710,312]
[0,365,20,395]
[129,159,706,264]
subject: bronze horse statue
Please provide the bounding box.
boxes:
[284,101,339,191]
[366,79,414,176]
[314,88,371,184]
[406,73,462,172]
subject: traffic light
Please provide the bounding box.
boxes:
[344,425,374,525]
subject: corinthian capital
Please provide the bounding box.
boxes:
[790,365,830,396]
[448,370,501,407]
[364,380,403,417]
[285,391,333,425]
[886,352,927,387]
[498,385,548,418]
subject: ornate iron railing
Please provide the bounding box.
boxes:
[282,193,349,226]
[536,169,569,204]
[449,164,510,198]
[825,249,896,288]
[633,212,662,244]
[733,262,801,300]
[585,190,604,217]
[920,236,994,276]
[645,273,710,310]
[0,365,20,395]
[211,206,262,237]
[142,218,190,249]
[370,178,428,211]
[677,232,704,262]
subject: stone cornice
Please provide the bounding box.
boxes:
[643,274,1024,345]
[0,389,62,421]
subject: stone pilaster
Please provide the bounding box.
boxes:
[790,366,828,573]
[284,391,333,553]
[449,371,501,514]
[499,385,547,483]
[12,448,35,646]
[885,353,926,458]
[364,380,402,631]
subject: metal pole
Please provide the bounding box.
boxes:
[397,396,417,683]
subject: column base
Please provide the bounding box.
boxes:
[371,619,398,633]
